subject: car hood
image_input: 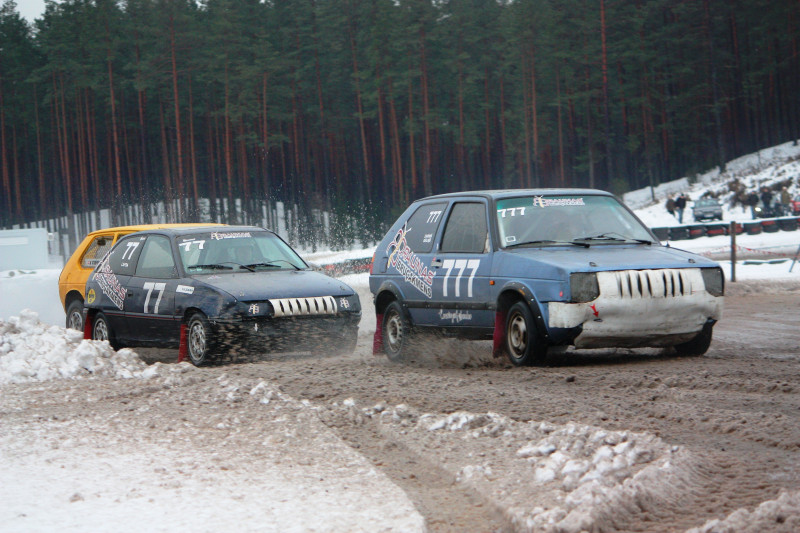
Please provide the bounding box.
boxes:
[192,270,355,300]
[497,244,717,279]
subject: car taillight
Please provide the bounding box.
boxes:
[369,252,375,275]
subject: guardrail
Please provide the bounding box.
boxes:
[651,216,799,241]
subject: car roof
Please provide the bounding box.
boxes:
[125,225,269,237]
[85,223,225,237]
[412,188,615,203]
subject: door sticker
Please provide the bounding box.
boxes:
[143,282,167,313]
[441,259,480,297]
[387,223,435,298]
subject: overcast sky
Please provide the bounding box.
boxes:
[17,0,47,22]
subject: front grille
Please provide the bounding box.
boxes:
[269,295,338,317]
[598,268,699,299]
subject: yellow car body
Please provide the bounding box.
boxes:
[59,223,224,330]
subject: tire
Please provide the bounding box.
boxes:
[675,323,713,356]
[504,301,548,366]
[92,312,120,350]
[187,312,217,366]
[382,301,413,362]
[65,300,85,331]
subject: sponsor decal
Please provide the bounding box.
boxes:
[86,289,96,304]
[387,223,435,298]
[438,309,473,323]
[423,233,433,243]
[248,303,260,315]
[211,232,251,240]
[590,303,599,317]
[339,297,350,309]
[532,196,585,208]
[93,257,126,310]
[176,284,194,295]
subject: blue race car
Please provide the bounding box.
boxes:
[84,226,361,365]
[369,190,724,365]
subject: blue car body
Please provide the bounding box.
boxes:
[84,226,361,364]
[369,189,724,365]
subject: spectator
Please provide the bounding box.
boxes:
[665,195,676,217]
[761,186,773,207]
[675,194,687,223]
[780,186,791,206]
[746,191,759,218]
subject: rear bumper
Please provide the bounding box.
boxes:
[548,269,723,349]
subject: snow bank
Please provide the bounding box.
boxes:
[0,310,164,384]
[687,490,800,533]
[327,400,702,533]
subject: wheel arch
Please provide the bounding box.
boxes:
[492,282,551,357]
[64,290,84,311]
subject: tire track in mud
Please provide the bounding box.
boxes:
[315,404,513,533]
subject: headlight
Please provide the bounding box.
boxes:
[701,267,724,296]
[570,272,599,303]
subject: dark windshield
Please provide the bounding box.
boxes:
[495,195,654,247]
[176,230,307,273]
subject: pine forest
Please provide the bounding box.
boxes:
[1,0,799,247]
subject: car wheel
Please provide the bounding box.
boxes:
[382,301,413,362]
[92,312,120,350]
[187,312,216,366]
[675,323,713,357]
[505,301,548,366]
[66,300,84,331]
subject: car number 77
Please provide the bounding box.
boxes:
[143,282,167,313]
[442,259,480,297]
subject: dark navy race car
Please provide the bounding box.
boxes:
[84,226,361,365]
[369,190,724,366]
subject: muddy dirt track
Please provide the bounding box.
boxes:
[221,282,800,532]
[6,280,800,532]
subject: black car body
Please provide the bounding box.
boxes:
[84,226,361,365]
[369,189,724,366]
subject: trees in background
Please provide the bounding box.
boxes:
[1,0,798,235]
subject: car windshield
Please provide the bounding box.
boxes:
[176,230,307,273]
[495,194,654,247]
[695,199,718,207]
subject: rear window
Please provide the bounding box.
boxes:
[397,202,448,254]
[80,235,116,268]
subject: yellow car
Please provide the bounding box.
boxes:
[59,223,224,331]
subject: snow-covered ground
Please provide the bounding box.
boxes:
[2,143,800,532]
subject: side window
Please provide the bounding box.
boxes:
[401,202,448,253]
[80,235,116,268]
[441,202,489,253]
[135,235,177,279]
[106,234,147,276]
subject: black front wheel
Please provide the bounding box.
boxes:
[382,301,413,362]
[66,300,84,331]
[186,312,217,366]
[504,301,548,366]
[675,323,713,356]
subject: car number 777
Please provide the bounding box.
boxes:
[441,259,480,297]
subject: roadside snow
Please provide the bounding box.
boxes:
[686,490,800,533]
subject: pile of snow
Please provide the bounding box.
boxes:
[0,310,161,385]
[687,490,800,533]
[326,400,701,533]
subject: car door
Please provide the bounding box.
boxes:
[426,201,494,328]
[126,234,180,344]
[92,234,146,341]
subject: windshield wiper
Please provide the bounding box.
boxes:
[506,239,590,249]
[576,233,653,245]
[187,263,234,271]
[244,260,302,271]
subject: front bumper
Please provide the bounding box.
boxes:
[211,312,361,353]
[548,269,723,349]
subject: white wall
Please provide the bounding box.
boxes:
[0,229,51,270]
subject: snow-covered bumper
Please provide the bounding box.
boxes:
[548,268,723,349]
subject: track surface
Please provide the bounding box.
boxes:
[5,282,800,531]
